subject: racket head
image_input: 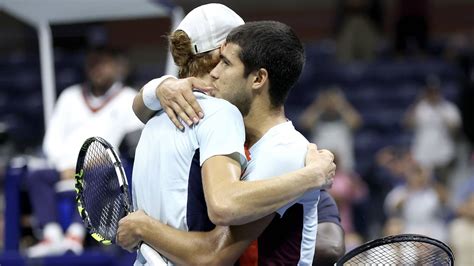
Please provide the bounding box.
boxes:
[336,234,454,265]
[75,136,133,245]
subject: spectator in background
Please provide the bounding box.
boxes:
[335,0,381,62]
[375,146,412,186]
[394,0,430,56]
[384,161,448,242]
[449,177,474,265]
[25,47,142,258]
[328,154,368,251]
[403,75,462,184]
[300,86,362,172]
[364,146,413,239]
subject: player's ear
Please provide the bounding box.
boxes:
[251,68,268,91]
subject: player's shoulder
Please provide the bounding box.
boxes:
[194,92,241,118]
[253,123,308,169]
[265,122,308,153]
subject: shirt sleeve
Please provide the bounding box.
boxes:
[317,189,341,225]
[276,189,320,217]
[243,142,314,217]
[195,101,247,168]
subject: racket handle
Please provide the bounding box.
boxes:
[140,243,168,266]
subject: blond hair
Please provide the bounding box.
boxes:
[169,30,218,78]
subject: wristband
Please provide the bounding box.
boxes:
[142,75,176,111]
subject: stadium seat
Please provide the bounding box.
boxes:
[3,156,134,251]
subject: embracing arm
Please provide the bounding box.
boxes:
[202,144,335,226]
[314,222,345,265]
[314,190,345,265]
[132,87,158,124]
[117,210,274,265]
[133,76,210,126]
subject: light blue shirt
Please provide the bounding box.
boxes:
[242,121,320,266]
[132,93,247,266]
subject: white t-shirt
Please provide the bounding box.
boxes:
[412,99,461,168]
[132,92,247,230]
[311,119,354,171]
[42,83,143,171]
[133,93,247,266]
[384,185,446,241]
[242,121,320,266]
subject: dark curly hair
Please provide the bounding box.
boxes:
[226,21,305,109]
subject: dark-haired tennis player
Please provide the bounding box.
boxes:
[118,5,337,266]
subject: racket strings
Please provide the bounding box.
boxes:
[81,141,127,241]
[344,241,452,265]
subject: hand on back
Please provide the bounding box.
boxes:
[158,77,213,130]
[304,143,336,189]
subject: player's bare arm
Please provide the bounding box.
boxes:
[132,88,159,124]
[132,76,211,127]
[117,209,274,265]
[201,143,335,226]
[313,222,345,265]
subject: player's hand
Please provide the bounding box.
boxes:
[116,210,149,252]
[304,143,336,189]
[158,77,214,130]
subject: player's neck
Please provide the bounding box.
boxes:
[244,102,286,148]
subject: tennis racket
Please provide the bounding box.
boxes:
[75,136,167,265]
[336,234,454,265]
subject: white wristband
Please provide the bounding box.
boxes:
[142,75,177,111]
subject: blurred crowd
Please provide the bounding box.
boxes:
[296,0,474,259]
[298,77,473,263]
